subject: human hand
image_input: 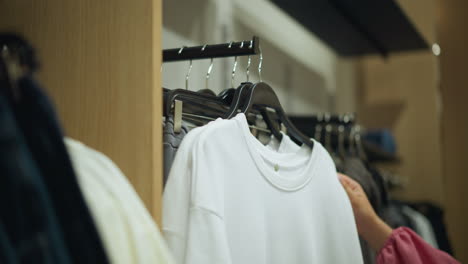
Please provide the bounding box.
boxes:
[338,173,392,251]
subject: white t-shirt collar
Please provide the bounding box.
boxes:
[234,113,318,191]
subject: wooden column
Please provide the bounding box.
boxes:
[438,0,468,261]
[0,0,163,222]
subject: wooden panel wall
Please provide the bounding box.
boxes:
[0,0,163,222]
[437,0,468,261]
[358,51,444,205]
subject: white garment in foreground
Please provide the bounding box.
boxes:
[163,114,363,264]
[66,138,175,264]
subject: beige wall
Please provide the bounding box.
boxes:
[437,0,468,261]
[335,58,359,113]
[359,52,443,205]
[358,0,443,204]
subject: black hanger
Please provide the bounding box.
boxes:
[163,88,227,118]
[163,81,257,121]
[220,82,253,119]
[240,82,314,149]
[197,89,216,96]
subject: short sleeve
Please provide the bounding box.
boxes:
[377,227,459,264]
[163,121,230,264]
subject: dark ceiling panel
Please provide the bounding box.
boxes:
[271,0,429,56]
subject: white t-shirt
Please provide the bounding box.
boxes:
[163,114,363,264]
[163,119,226,264]
[66,138,175,264]
[267,132,302,153]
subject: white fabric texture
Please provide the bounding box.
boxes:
[267,132,302,153]
[65,138,175,264]
[163,114,363,264]
[163,119,224,264]
[402,206,439,248]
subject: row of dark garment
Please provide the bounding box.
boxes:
[336,156,454,263]
[0,42,109,262]
[0,33,176,264]
[323,123,453,263]
[383,200,453,255]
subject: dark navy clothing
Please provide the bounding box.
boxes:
[0,89,71,264]
[8,76,109,264]
[0,221,17,264]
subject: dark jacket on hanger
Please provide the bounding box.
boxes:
[381,200,416,230]
[337,156,386,264]
[338,157,383,213]
[0,222,17,264]
[0,90,72,264]
[9,75,109,264]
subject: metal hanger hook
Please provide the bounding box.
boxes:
[178,46,185,54]
[349,125,357,156]
[325,124,333,151]
[315,124,323,142]
[246,40,253,82]
[200,44,214,89]
[248,40,254,50]
[1,45,8,55]
[206,58,213,89]
[246,56,251,82]
[258,44,263,82]
[228,41,237,88]
[232,57,238,88]
[314,113,324,142]
[354,125,367,160]
[338,124,345,155]
[232,42,245,87]
[177,46,191,90]
[185,59,192,90]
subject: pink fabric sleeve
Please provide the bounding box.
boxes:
[377,227,459,264]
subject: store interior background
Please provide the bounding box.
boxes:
[163,0,468,261]
[0,0,466,261]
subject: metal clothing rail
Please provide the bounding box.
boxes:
[290,113,356,126]
[163,36,260,62]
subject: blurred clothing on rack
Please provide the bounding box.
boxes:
[10,75,109,263]
[0,87,72,264]
[66,138,175,264]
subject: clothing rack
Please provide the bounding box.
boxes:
[163,36,260,62]
[290,113,356,127]
[289,114,401,163]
